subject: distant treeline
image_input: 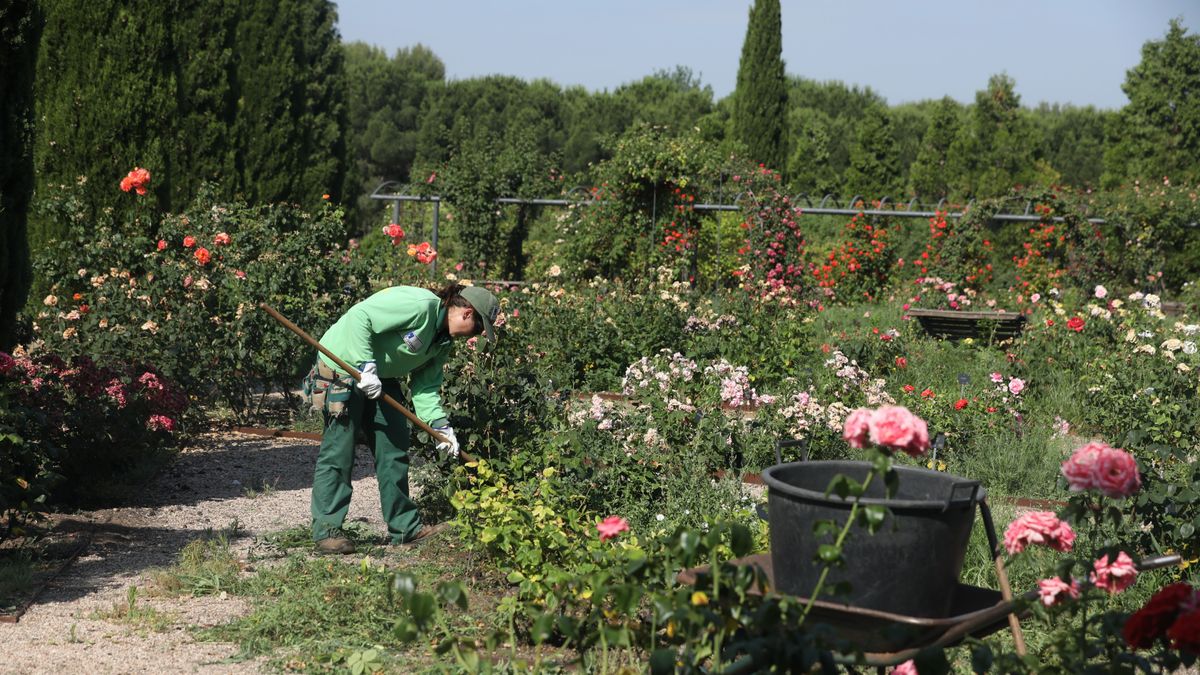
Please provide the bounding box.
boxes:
[5,2,1200,244]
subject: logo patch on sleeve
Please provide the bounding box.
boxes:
[403,331,424,351]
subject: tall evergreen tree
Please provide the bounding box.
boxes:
[947,74,1035,199]
[842,106,902,199]
[733,0,788,172]
[0,0,39,348]
[171,0,240,206]
[233,0,347,206]
[787,109,839,197]
[31,0,180,244]
[1103,19,1200,186]
[909,97,962,201]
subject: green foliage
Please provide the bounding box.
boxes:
[342,42,444,234]
[0,0,38,350]
[31,0,347,247]
[430,129,557,277]
[1104,19,1200,187]
[233,0,346,207]
[1,351,184,507]
[842,106,903,199]
[909,97,963,201]
[948,74,1038,199]
[31,0,179,244]
[733,0,788,172]
[29,182,372,422]
[559,125,723,280]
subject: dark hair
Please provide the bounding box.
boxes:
[435,283,484,335]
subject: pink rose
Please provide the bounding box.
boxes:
[1094,446,1141,498]
[183,235,196,248]
[596,515,629,542]
[842,408,873,449]
[990,372,1003,383]
[156,239,167,251]
[891,660,918,675]
[1008,378,1025,396]
[867,405,930,456]
[1061,441,1108,492]
[1092,551,1138,594]
[214,232,231,246]
[1037,577,1081,607]
[1003,511,1075,555]
[1095,285,1108,299]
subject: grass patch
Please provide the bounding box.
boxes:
[199,525,529,672]
[150,532,244,597]
[94,585,177,633]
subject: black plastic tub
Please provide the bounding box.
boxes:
[761,460,984,618]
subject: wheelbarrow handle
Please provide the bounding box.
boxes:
[258,303,470,461]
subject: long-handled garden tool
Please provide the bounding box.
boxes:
[258,302,474,463]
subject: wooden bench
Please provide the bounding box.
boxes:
[907,308,1026,342]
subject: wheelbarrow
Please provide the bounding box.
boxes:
[678,551,1182,669]
[681,438,1184,668]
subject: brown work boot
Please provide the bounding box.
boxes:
[315,532,356,555]
[394,522,450,547]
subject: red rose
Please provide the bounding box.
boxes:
[954,398,968,410]
[183,235,196,248]
[119,167,151,195]
[1046,319,1055,327]
[1067,316,1085,332]
[903,384,915,393]
[895,357,907,369]
[156,239,167,251]
[1125,583,1198,649]
[194,247,211,265]
[920,388,935,399]
[1168,609,1200,654]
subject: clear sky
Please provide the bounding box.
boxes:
[334,1,1194,110]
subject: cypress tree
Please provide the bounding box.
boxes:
[171,0,239,206]
[0,0,40,348]
[233,0,347,206]
[733,0,788,172]
[31,0,179,245]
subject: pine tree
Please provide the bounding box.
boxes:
[843,106,902,199]
[909,97,962,201]
[1103,19,1200,186]
[733,0,788,172]
[0,0,39,348]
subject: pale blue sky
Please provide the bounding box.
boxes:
[334,1,1194,110]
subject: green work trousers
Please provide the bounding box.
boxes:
[311,378,422,544]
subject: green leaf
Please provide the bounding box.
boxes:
[817,544,842,563]
[730,523,753,557]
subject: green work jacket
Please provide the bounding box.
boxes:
[318,286,453,426]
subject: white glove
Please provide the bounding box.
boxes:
[433,426,459,458]
[356,361,382,399]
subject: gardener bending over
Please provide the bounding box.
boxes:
[305,283,498,554]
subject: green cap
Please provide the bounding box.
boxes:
[460,286,499,341]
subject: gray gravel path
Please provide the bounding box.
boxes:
[0,431,400,675]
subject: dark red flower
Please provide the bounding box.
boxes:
[1167,610,1200,654]
[1124,583,1198,650]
